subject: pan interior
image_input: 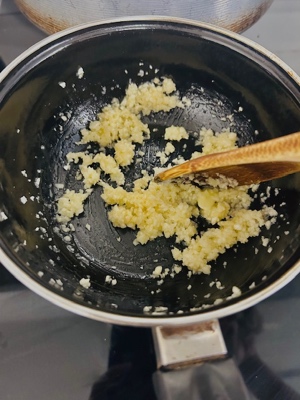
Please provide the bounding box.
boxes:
[1,21,300,318]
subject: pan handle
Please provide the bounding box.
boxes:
[152,319,227,370]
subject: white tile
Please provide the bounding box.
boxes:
[0,12,46,65]
[244,0,300,74]
[0,0,19,14]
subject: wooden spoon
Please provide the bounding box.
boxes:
[154,132,300,186]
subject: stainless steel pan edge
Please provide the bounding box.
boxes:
[1,243,300,327]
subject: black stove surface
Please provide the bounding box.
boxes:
[1,265,300,400]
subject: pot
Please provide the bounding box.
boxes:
[1,17,300,368]
[14,0,274,34]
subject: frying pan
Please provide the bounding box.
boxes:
[1,18,300,339]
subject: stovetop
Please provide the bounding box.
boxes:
[1,1,300,399]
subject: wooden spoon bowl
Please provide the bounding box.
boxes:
[154,132,300,186]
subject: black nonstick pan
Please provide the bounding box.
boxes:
[1,17,300,328]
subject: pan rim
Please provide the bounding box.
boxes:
[1,244,300,326]
[1,15,300,87]
[1,15,300,326]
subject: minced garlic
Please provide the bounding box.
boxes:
[164,126,189,141]
[56,76,276,274]
[56,189,91,224]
